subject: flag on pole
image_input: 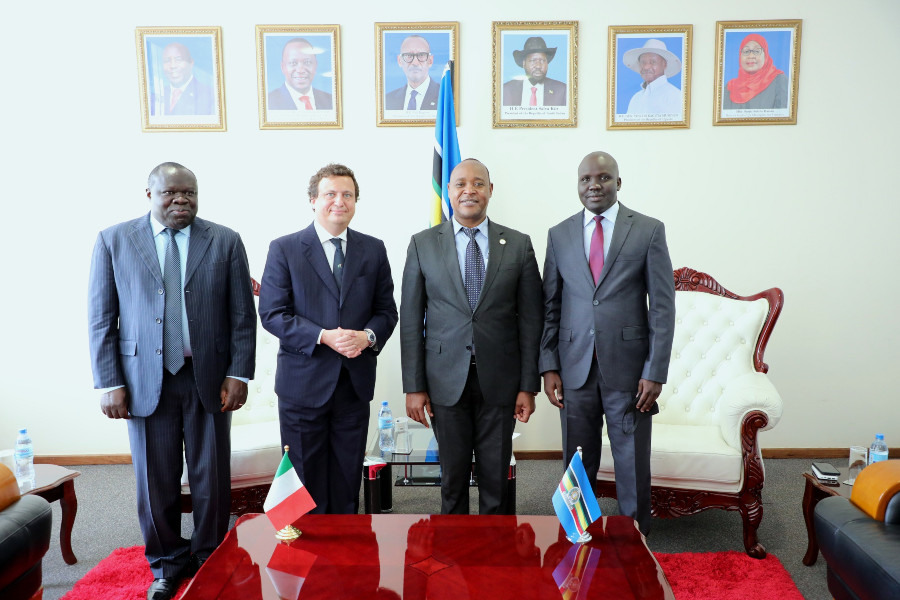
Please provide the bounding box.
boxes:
[265,543,317,599]
[431,61,461,227]
[263,451,316,530]
[553,448,602,543]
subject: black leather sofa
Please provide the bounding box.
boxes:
[0,464,52,600]
[814,460,900,600]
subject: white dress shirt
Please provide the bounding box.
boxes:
[626,76,682,116]
[520,81,545,107]
[403,78,432,110]
[582,201,619,262]
[313,220,348,344]
[285,82,317,110]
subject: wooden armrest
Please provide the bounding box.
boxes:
[0,464,21,511]
[850,459,900,521]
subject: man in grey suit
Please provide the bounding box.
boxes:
[88,162,256,600]
[502,36,567,107]
[539,151,675,535]
[401,158,543,515]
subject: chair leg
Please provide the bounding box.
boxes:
[739,489,766,558]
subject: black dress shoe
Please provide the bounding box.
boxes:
[183,554,208,578]
[147,576,181,600]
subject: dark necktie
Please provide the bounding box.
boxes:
[407,90,418,110]
[589,216,604,285]
[163,228,185,374]
[331,238,344,290]
[463,227,484,312]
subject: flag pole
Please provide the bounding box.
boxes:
[275,445,302,543]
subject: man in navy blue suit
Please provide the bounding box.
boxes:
[384,35,440,111]
[153,43,215,116]
[88,162,256,600]
[259,163,397,514]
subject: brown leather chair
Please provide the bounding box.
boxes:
[0,464,52,600]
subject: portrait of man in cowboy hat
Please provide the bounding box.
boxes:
[622,38,683,117]
[502,36,567,107]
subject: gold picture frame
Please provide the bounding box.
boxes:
[256,24,342,130]
[714,19,802,126]
[375,22,459,127]
[607,25,692,130]
[136,26,226,132]
[492,21,577,128]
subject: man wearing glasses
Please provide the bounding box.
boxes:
[502,37,567,107]
[268,37,333,111]
[385,35,439,111]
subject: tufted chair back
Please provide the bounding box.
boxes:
[657,292,781,449]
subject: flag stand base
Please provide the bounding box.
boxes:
[275,525,301,543]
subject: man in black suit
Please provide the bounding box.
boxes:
[267,38,334,110]
[400,159,543,515]
[385,35,439,111]
[501,37,567,107]
[155,43,214,116]
[259,163,397,514]
[88,162,257,600]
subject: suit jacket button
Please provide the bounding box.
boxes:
[592,300,599,306]
[158,288,164,294]
[466,345,472,351]
[156,349,161,355]
[472,317,478,322]
[156,318,162,324]
[590,328,595,335]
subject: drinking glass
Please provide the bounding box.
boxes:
[394,417,411,454]
[846,446,868,485]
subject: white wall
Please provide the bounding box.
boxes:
[2,0,898,455]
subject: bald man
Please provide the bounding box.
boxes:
[385,35,439,111]
[268,37,333,110]
[400,159,542,515]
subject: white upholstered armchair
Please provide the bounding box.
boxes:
[596,267,784,558]
[181,278,282,516]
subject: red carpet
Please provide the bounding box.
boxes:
[62,546,803,600]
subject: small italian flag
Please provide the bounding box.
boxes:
[263,451,316,530]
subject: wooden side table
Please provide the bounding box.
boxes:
[801,468,851,566]
[22,464,81,565]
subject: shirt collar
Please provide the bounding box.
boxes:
[452,216,489,237]
[150,214,192,238]
[172,75,194,93]
[642,75,669,91]
[582,201,619,227]
[285,82,316,108]
[313,219,347,244]
[409,78,431,95]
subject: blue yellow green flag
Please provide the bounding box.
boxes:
[431,61,461,227]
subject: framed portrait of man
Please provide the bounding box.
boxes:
[256,25,342,130]
[607,25,692,130]
[492,21,577,128]
[375,22,459,127]
[136,27,226,132]
[714,20,802,126]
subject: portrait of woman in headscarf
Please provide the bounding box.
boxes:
[724,33,788,109]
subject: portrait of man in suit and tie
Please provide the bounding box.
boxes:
[384,35,440,112]
[400,158,543,515]
[267,37,334,111]
[539,151,675,536]
[155,42,215,116]
[88,162,257,600]
[501,36,567,108]
[259,163,398,514]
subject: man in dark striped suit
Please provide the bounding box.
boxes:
[88,162,257,600]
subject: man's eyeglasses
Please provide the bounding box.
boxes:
[401,52,431,63]
[741,48,764,57]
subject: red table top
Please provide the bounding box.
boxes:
[181,513,673,600]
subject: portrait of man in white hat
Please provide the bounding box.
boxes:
[502,36,567,107]
[622,38,683,117]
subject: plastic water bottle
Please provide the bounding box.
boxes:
[869,433,889,465]
[14,428,35,489]
[378,402,395,452]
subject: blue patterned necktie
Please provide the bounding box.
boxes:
[163,228,185,374]
[463,227,484,312]
[407,89,418,110]
[331,238,344,290]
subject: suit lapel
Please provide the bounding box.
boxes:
[562,212,594,289]
[476,221,505,311]
[340,229,363,306]
[184,218,212,286]
[128,215,163,284]
[438,222,469,309]
[301,224,340,301]
[596,203,633,289]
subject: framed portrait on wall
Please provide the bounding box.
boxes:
[492,21,577,128]
[607,25,692,130]
[714,20,802,126]
[375,22,459,127]
[136,27,226,132]
[256,25,342,129]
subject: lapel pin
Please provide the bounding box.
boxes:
[499,239,507,245]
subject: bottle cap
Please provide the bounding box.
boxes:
[382,401,388,406]
[19,428,27,434]
[876,433,884,439]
